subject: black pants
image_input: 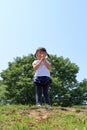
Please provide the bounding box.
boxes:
[33,76,52,105]
[36,84,50,105]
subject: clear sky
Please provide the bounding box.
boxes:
[0,0,87,82]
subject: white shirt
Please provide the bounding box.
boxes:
[32,60,51,77]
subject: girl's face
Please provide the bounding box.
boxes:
[36,51,47,59]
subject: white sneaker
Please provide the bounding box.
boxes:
[37,104,41,107]
[46,104,51,108]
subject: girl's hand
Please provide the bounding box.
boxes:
[41,54,45,62]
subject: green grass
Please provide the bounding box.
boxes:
[0,105,87,130]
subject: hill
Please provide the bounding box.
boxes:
[0,105,87,130]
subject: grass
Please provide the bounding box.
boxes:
[0,105,87,130]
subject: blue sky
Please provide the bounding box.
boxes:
[0,0,87,82]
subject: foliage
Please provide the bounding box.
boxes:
[71,79,87,105]
[0,54,87,106]
[0,54,35,104]
[49,55,80,106]
[0,80,7,104]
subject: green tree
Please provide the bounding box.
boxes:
[0,54,87,106]
[0,54,35,104]
[70,79,87,105]
[48,55,80,106]
[0,80,7,104]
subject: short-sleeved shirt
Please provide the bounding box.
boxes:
[32,60,51,77]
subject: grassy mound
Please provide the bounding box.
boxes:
[0,105,87,130]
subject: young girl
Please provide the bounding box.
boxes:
[32,47,52,106]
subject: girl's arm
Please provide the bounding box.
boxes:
[33,59,43,70]
[43,59,52,70]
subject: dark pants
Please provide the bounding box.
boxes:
[36,84,50,105]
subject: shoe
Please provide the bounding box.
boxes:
[47,105,51,107]
[37,104,41,107]
[46,104,51,108]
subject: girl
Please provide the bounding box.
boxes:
[32,47,52,106]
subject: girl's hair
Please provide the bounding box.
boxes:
[34,47,50,58]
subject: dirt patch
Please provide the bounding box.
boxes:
[8,106,87,120]
[28,108,49,119]
[28,106,87,119]
[21,107,74,119]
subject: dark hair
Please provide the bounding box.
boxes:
[34,47,50,58]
